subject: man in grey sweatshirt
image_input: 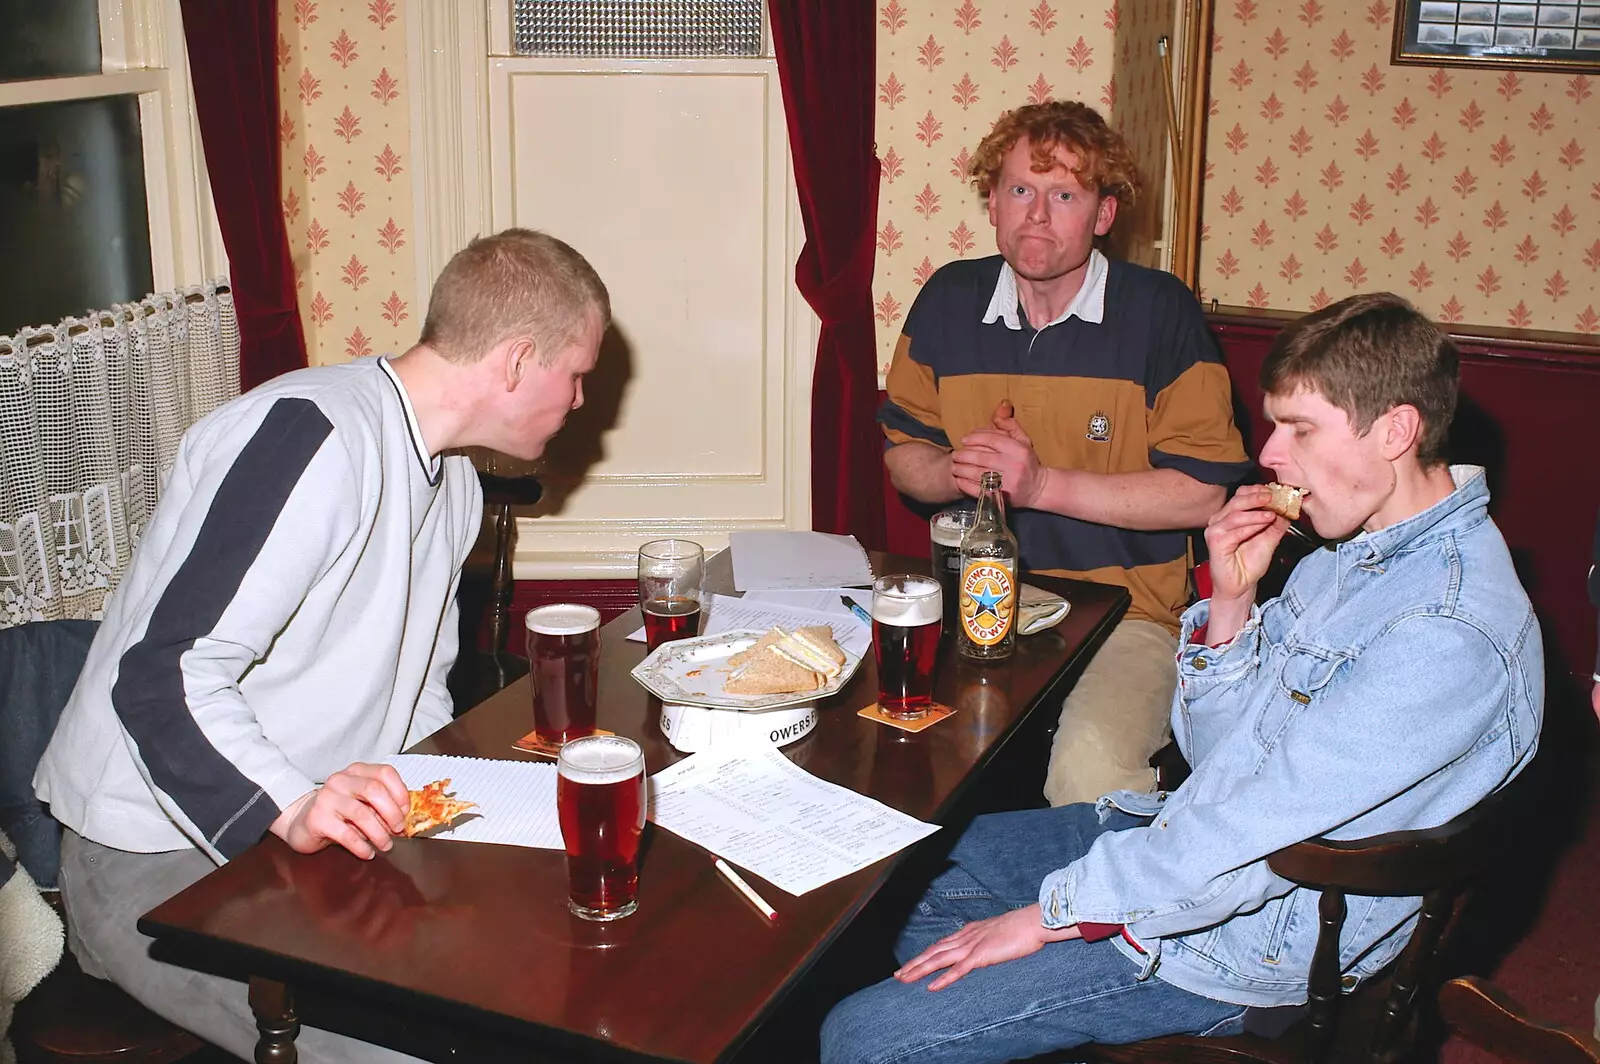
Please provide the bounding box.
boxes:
[34,229,610,1063]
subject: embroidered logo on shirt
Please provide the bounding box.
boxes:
[1087,411,1112,442]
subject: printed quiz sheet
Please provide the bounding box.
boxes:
[649,743,939,895]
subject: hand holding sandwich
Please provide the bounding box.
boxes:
[1202,485,1295,646]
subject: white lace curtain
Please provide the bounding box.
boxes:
[0,282,240,628]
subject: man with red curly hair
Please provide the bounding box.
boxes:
[879,101,1250,807]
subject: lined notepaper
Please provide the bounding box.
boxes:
[386,754,562,849]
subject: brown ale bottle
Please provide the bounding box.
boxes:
[957,471,1018,661]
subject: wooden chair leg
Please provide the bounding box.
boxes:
[1366,885,1452,1060]
[247,977,298,1064]
[1304,887,1346,1064]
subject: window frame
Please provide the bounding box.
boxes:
[0,0,226,308]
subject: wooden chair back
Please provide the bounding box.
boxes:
[1084,771,1526,1064]
[447,471,543,709]
[477,471,543,691]
[1438,976,1600,1064]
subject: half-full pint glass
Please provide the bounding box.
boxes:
[525,604,601,746]
[929,510,974,626]
[557,735,647,921]
[871,574,943,720]
[638,539,705,652]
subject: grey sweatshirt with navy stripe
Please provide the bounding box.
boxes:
[34,358,482,863]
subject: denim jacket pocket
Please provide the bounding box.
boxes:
[1260,891,1302,965]
[1258,647,1351,750]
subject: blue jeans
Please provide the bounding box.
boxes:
[820,806,1246,1064]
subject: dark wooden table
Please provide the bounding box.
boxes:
[140,552,1128,1064]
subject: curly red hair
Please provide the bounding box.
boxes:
[968,100,1140,206]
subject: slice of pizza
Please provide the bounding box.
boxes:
[403,779,477,837]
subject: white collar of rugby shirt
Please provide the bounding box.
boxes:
[981,247,1109,331]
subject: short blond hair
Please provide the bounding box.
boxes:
[420,229,610,365]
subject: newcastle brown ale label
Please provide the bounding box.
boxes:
[959,562,1016,647]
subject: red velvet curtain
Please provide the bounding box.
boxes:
[180,0,308,391]
[769,1,886,550]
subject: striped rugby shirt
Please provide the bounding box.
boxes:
[35,358,481,862]
[879,251,1251,633]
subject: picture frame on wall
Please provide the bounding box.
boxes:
[1393,0,1600,72]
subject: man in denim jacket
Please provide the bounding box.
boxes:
[822,292,1543,1064]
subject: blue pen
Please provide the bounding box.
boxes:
[839,595,873,627]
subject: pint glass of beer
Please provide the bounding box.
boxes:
[871,574,943,720]
[638,539,705,651]
[525,603,601,746]
[929,509,975,626]
[557,735,647,921]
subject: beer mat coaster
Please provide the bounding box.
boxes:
[857,703,955,733]
[512,728,616,758]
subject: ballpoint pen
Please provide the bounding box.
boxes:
[716,858,778,921]
[839,595,874,627]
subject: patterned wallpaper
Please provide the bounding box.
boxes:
[270,1,1596,373]
[1200,0,1599,334]
[278,0,419,366]
[873,1,1172,374]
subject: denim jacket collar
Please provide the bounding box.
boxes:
[1338,464,1488,570]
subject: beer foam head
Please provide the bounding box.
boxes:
[526,603,601,636]
[872,575,942,627]
[930,509,974,547]
[557,734,644,784]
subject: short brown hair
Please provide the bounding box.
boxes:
[420,229,611,365]
[1261,292,1459,466]
[968,100,1140,207]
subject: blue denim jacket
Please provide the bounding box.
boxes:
[1039,466,1543,1007]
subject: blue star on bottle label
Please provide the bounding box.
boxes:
[959,562,1016,646]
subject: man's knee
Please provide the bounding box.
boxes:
[1044,730,1159,807]
[1049,711,1161,773]
[822,983,914,1064]
[1044,622,1178,806]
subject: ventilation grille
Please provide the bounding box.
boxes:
[512,0,764,58]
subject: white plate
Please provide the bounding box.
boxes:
[630,628,863,710]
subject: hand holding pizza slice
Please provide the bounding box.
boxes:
[404,779,478,837]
